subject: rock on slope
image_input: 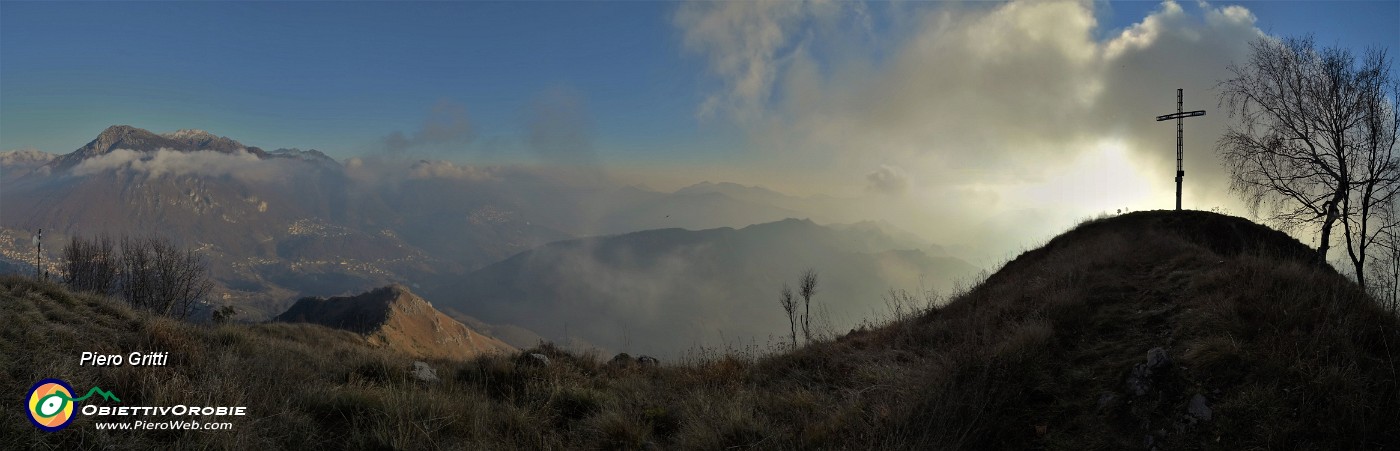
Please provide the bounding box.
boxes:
[275,284,514,360]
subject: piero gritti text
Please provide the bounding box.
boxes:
[80,351,170,367]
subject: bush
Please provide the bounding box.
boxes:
[63,233,214,320]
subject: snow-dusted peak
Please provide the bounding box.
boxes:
[163,129,217,140]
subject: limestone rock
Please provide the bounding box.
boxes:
[411,361,439,383]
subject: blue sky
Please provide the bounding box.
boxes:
[1,0,1396,167]
[1097,1,1397,51]
[0,1,723,162]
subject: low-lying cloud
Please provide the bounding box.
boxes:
[69,148,292,182]
[408,159,498,182]
[343,155,501,186]
[0,148,55,177]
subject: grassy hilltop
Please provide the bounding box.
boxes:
[2,210,1397,449]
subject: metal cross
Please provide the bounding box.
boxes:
[1155,89,1206,211]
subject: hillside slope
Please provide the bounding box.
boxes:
[821,210,1399,448]
[2,210,1396,449]
[274,284,515,360]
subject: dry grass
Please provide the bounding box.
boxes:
[2,210,1397,449]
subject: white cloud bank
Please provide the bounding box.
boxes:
[0,149,56,177]
[677,0,1269,259]
[70,149,292,182]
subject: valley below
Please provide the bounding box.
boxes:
[0,126,981,357]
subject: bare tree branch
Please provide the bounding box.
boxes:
[1218,36,1400,290]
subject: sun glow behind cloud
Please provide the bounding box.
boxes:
[672,0,1272,260]
[1011,140,1161,214]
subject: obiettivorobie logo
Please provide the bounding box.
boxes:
[25,377,248,432]
[26,379,121,432]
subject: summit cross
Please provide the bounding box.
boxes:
[1155,88,1207,211]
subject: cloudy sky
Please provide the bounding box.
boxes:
[2,0,1396,259]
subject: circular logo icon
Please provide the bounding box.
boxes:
[27,379,77,432]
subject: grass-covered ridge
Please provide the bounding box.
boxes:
[2,210,1397,449]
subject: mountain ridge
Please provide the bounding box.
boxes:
[51,125,271,170]
[274,284,514,360]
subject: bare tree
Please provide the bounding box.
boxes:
[118,235,212,320]
[1218,35,1400,287]
[778,283,797,347]
[63,234,117,295]
[155,238,213,320]
[1341,57,1400,289]
[119,236,155,312]
[799,269,818,342]
[1368,224,1400,313]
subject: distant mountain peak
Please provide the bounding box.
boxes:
[98,124,139,137]
[89,125,146,150]
[52,125,269,170]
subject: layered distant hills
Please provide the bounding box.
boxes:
[1,125,979,355]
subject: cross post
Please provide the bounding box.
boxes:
[1155,89,1206,210]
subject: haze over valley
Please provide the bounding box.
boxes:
[1,124,981,355]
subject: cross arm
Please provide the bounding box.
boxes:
[1156,110,1207,121]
